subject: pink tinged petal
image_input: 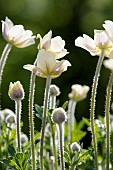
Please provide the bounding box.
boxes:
[75,34,97,55]
[50,36,65,52]
[14,30,33,42]
[39,30,52,49]
[103,20,113,41]
[94,30,111,47]
[51,60,71,78]
[2,21,9,40]
[37,49,57,74]
[103,59,113,70]
[5,17,14,29]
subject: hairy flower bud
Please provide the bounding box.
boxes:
[51,107,67,124]
[21,133,28,145]
[5,114,16,124]
[8,81,25,101]
[50,84,60,96]
[71,142,81,152]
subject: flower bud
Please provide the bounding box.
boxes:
[5,114,16,124]
[2,108,15,118]
[21,133,28,145]
[50,84,60,96]
[8,81,25,101]
[71,142,81,152]
[51,107,67,124]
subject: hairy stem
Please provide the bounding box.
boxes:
[105,72,113,170]
[29,73,36,170]
[90,50,104,170]
[40,75,51,170]
[16,100,21,152]
[0,43,12,82]
[58,124,65,170]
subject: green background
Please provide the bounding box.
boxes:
[0,0,113,145]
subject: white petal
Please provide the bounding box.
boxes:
[2,21,9,40]
[37,49,56,73]
[8,25,24,39]
[50,36,65,52]
[5,17,14,29]
[109,50,113,59]
[54,49,69,59]
[15,37,35,48]
[23,64,36,72]
[75,34,97,55]
[40,30,52,49]
[103,59,113,70]
[103,20,113,41]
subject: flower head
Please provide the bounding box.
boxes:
[23,49,71,79]
[69,84,89,102]
[51,107,67,124]
[2,17,35,48]
[103,59,113,71]
[37,30,69,59]
[50,84,60,96]
[8,81,25,101]
[75,30,113,58]
[71,142,81,152]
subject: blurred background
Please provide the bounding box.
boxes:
[0,0,113,147]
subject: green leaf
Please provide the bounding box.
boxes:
[8,145,16,157]
[64,151,71,164]
[62,101,68,110]
[72,150,89,166]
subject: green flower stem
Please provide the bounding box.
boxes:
[29,73,36,170]
[50,95,56,109]
[68,100,76,143]
[51,123,58,170]
[105,71,113,170]
[16,100,21,152]
[49,94,58,170]
[0,43,12,82]
[40,75,51,170]
[58,123,65,170]
[90,50,104,170]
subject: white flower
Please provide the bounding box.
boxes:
[37,30,69,59]
[2,17,35,48]
[103,59,113,71]
[68,84,89,102]
[75,30,113,58]
[23,49,71,79]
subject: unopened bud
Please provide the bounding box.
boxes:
[50,84,60,96]
[71,142,80,152]
[5,114,16,124]
[21,133,28,145]
[8,81,25,101]
[51,107,67,124]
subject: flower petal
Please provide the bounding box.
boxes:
[75,34,97,55]
[38,30,52,49]
[50,36,65,52]
[37,49,57,74]
[103,59,113,70]
[54,49,69,59]
[8,25,25,40]
[103,20,113,41]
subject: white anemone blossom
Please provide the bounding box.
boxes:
[37,30,69,59]
[68,84,90,102]
[2,17,35,48]
[75,30,113,58]
[23,49,71,79]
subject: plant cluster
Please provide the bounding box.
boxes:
[0,17,113,170]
